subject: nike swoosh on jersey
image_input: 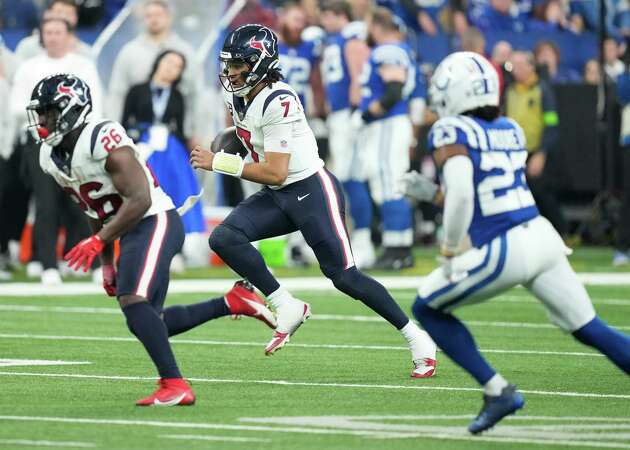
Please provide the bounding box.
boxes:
[279,95,288,100]
[297,194,310,201]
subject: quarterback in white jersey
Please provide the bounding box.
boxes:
[191,24,437,376]
[401,52,630,434]
[29,73,276,407]
[221,79,324,188]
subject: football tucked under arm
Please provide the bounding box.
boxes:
[210,126,248,157]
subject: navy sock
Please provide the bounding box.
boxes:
[331,267,409,329]
[413,298,496,384]
[163,298,230,337]
[122,302,181,379]
[573,316,630,375]
[342,180,372,229]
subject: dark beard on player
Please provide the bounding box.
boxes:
[366,32,376,48]
[281,23,302,47]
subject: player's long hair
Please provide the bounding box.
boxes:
[463,106,500,121]
[266,67,284,88]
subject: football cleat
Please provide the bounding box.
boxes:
[135,378,195,406]
[411,358,436,378]
[225,280,277,329]
[468,384,524,434]
[265,300,311,355]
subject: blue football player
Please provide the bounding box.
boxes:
[353,7,417,269]
[29,74,276,406]
[319,0,374,268]
[401,52,630,433]
[190,24,437,377]
[276,2,325,116]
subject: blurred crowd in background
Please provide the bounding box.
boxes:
[1,0,630,285]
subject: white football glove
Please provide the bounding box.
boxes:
[398,171,439,202]
[212,150,245,178]
[350,109,365,132]
[437,254,468,283]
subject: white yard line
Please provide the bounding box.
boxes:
[1,304,628,331]
[2,272,630,297]
[0,371,628,399]
[0,359,90,367]
[160,434,271,443]
[0,439,95,448]
[0,332,604,358]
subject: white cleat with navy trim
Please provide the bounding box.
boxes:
[265,299,311,355]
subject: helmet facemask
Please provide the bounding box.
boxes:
[27,75,93,146]
[219,53,273,97]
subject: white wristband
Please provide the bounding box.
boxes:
[212,150,245,178]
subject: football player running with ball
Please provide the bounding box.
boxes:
[29,74,277,406]
[400,52,630,433]
[190,24,437,378]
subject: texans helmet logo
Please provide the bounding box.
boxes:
[248,29,275,59]
[56,78,88,105]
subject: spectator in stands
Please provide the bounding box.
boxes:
[9,17,103,285]
[471,0,526,32]
[491,40,513,94]
[506,50,568,237]
[15,0,93,63]
[604,37,625,79]
[122,50,187,144]
[570,0,630,39]
[613,66,630,265]
[583,58,601,85]
[399,0,446,36]
[529,0,575,32]
[108,0,202,149]
[534,40,580,83]
[122,49,206,271]
[0,0,39,30]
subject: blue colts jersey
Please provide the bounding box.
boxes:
[321,22,365,112]
[359,42,415,122]
[278,40,321,111]
[428,115,539,247]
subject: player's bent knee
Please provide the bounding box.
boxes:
[329,267,369,299]
[208,224,247,253]
[118,294,147,309]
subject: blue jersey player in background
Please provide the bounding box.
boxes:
[320,0,374,269]
[277,2,325,116]
[354,7,416,269]
[400,51,630,434]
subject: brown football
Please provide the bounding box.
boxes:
[210,126,248,157]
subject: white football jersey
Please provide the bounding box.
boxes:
[40,119,174,222]
[222,80,324,189]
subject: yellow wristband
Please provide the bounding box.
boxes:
[212,151,244,178]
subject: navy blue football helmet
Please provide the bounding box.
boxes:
[219,24,280,97]
[26,73,92,146]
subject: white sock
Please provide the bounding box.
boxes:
[400,320,437,360]
[267,286,293,309]
[483,373,509,396]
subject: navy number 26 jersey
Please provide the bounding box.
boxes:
[428,115,539,247]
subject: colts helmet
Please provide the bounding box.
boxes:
[428,51,499,118]
[219,24,280,97]
[26,73,92,146]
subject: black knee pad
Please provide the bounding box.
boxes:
[330,267,366,300]
[208,223,248,252]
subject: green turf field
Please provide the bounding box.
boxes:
[1,273,629,449]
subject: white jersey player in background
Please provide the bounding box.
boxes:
[191,24,437,376]
[401,51,630,434]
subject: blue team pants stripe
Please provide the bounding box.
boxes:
[436,234,508,311]
[421,239,494,304]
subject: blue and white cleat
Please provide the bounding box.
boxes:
[468,384,525,434]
